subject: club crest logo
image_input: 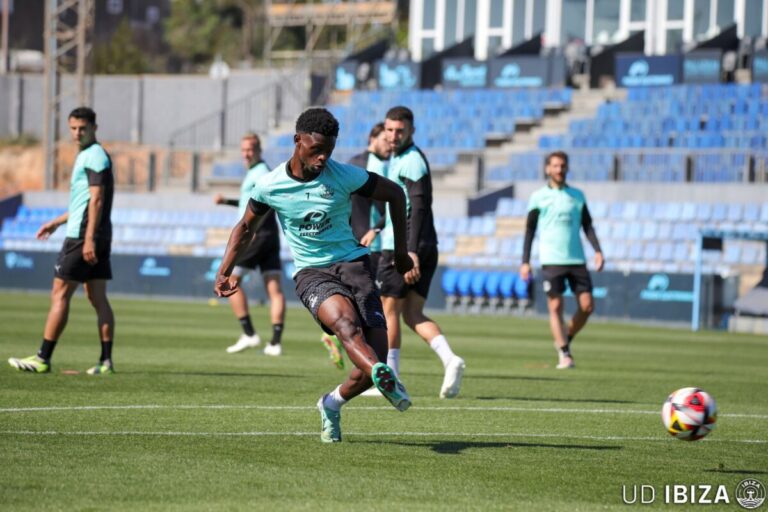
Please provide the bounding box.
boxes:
[319,184,335,199]
[736,479,765,510]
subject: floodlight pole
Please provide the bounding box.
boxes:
[0,0,9,75]
[42,0,94,190]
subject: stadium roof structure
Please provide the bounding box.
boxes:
[265,0,397,61]
[692,228,768,331]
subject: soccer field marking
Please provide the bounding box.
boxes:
[0,430,764,444]
[1,404,767,419]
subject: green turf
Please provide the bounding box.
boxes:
[1,291,766,511]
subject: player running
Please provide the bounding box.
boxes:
[214,132,286,356]
[8,107,116,375]
[377,106,466,399]
[214,108,413,443]
[520,151,604,369]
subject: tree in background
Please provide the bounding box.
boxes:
[93,19,147,74]
[164,0,240,70]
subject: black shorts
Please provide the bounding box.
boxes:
[377,245,438,299]
[234,237,281,275]
[55,237,112,283]
[369,251,381,282]
[294,256,386,335]
[541,264,593,297]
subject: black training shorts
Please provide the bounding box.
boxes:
[234,237,281,275]
[294,256,386,335]
[377,245,438,299]
[540,264,593,297]
[55,237,112,282]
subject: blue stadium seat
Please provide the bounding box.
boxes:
[441,268,460,296]
[470,271,488,298]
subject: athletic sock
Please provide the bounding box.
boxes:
[429,335,456,368]
[270,323,284,345]
[37,339,57,362]
[238,315,255,337]
[99,340,113,362]
[559,345,572,357]
[386,348,400,377]
[323,385,347,411]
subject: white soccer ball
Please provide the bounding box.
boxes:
[661,387,717,441]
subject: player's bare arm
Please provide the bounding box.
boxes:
[83,185,105,265]
[214,204,264,297]
[369,176,412,275]
[36,211,69,240]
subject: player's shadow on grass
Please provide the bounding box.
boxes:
[407,372,562,382]
[705,469,768,475]
[130,371,300,379]
[361,440,622,455]
[474,395,638,404]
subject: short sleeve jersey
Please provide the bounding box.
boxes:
[238,162,271,218]
[527,185,588,265]
[380,144,437,251]
[239,161,279,241]
[66,142,113,240]
[250,159,371,274]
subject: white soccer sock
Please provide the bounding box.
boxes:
[323,385,347,411]
[387,348,400,377]
[429,335,456,368]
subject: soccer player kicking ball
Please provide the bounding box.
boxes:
[520,151,604,369]
[8,107,115,375]
[214,108,413,443]
[213,132,286,356]
[320,122,391,370]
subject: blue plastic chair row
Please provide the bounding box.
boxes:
[442,269,531,300]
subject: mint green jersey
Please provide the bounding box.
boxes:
[66,142,113,240]
[366,152,387,252]
[250,159,372,274]
[239,161,271,218]
[527,185,588,265]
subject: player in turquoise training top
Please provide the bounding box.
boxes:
[377,106,466,399]
[214,108,414,443]
[520,151,604,369]
[214,132,286,356]
[8,107,116,375]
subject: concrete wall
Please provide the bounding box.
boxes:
[0,69,309,146]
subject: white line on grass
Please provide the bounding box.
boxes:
[0,430,764,444]
[0,404,766,419]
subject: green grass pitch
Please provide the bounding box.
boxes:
[1,291,766,511]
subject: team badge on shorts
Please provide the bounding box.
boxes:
[542,280,551,293]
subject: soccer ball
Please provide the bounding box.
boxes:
[661,387,717,441]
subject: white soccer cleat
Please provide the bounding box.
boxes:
[556,355,575,369]
[226,333,261,354]
[263,343,282,356]
[439,356,465,399]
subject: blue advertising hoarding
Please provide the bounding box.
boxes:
[489,57,548,88]
[376,60,421,90]
[615,53,682,87]
[753,50,768,82]
[334,61,357,91]
[441,58,488,89]
[683,50,722,83]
